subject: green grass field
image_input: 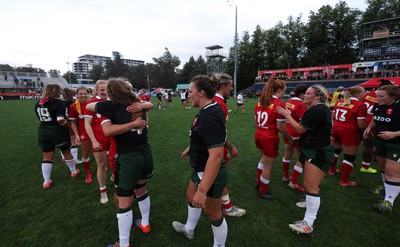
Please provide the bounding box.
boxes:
[1,98,399,247]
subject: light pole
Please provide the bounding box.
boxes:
[147,74,150,91]
[228,0,238,98]
[66,62,72,88]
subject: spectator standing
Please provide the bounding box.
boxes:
[330,86,345,110]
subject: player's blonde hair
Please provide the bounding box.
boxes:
[310,84,330,107]
[343,86,364,106]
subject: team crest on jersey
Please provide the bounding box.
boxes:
[386,108,393,116]
[286,103,295,109]
[96,113,101,118]
[337,103,354,109]
[79,114,84,119]
[365,95,377,103]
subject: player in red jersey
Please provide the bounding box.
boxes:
[330,86,367,186]
[281,85,309,192]
[70,86,93,183]
[84,80,117,203]
[361,88,378,173]
[213,73,245,217]
[255,78,293,199]
[139,89,151,102]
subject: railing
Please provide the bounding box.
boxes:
[256,69,400,83]
[0,71,47,77]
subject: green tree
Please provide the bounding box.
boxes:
[145,63,161,89]
[104,51,129,78]
[127,64,147,90]
[179,55,207,84]
[329,1,361,64]
[302,1,360,66]
[362,0,400,23]
[48,69,60,77]
[152,47,180,88]
[89,64,105,83]
[264,26,286,69]
[280,16,306,69]
[302,5,333,66]
[62,71,78,83]
[179,56,196,84]
[0,64,15,71]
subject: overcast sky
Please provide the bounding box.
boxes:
[0,0,367,74]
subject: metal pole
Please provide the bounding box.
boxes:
[233,4,238,98]
[66,62,71,88]
[147,74,150,91]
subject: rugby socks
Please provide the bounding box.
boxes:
[71,145,78,162]
[211,217,228,247]
[361,161,371,169]
[340,160,353,183]
[291,165,303,185]
[384,180,400,205]
[362,145,373,164]
[258,176,270,194]
[136,192,150,227]
[329,149,342,173]
[65,159,77,173]
[117,208,132,247]
[256,162,263,184]
[221,194,233,212]
[304,193,320,227]
[82,158,91,174]
[282,158,291,179]
[100,186,107,193]
[185,203,201,232]
[41,161,53,183]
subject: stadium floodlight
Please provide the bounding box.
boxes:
[227,0,238,98]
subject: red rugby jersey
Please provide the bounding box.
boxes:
[254,96,286,136]
[333,98,367,129]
